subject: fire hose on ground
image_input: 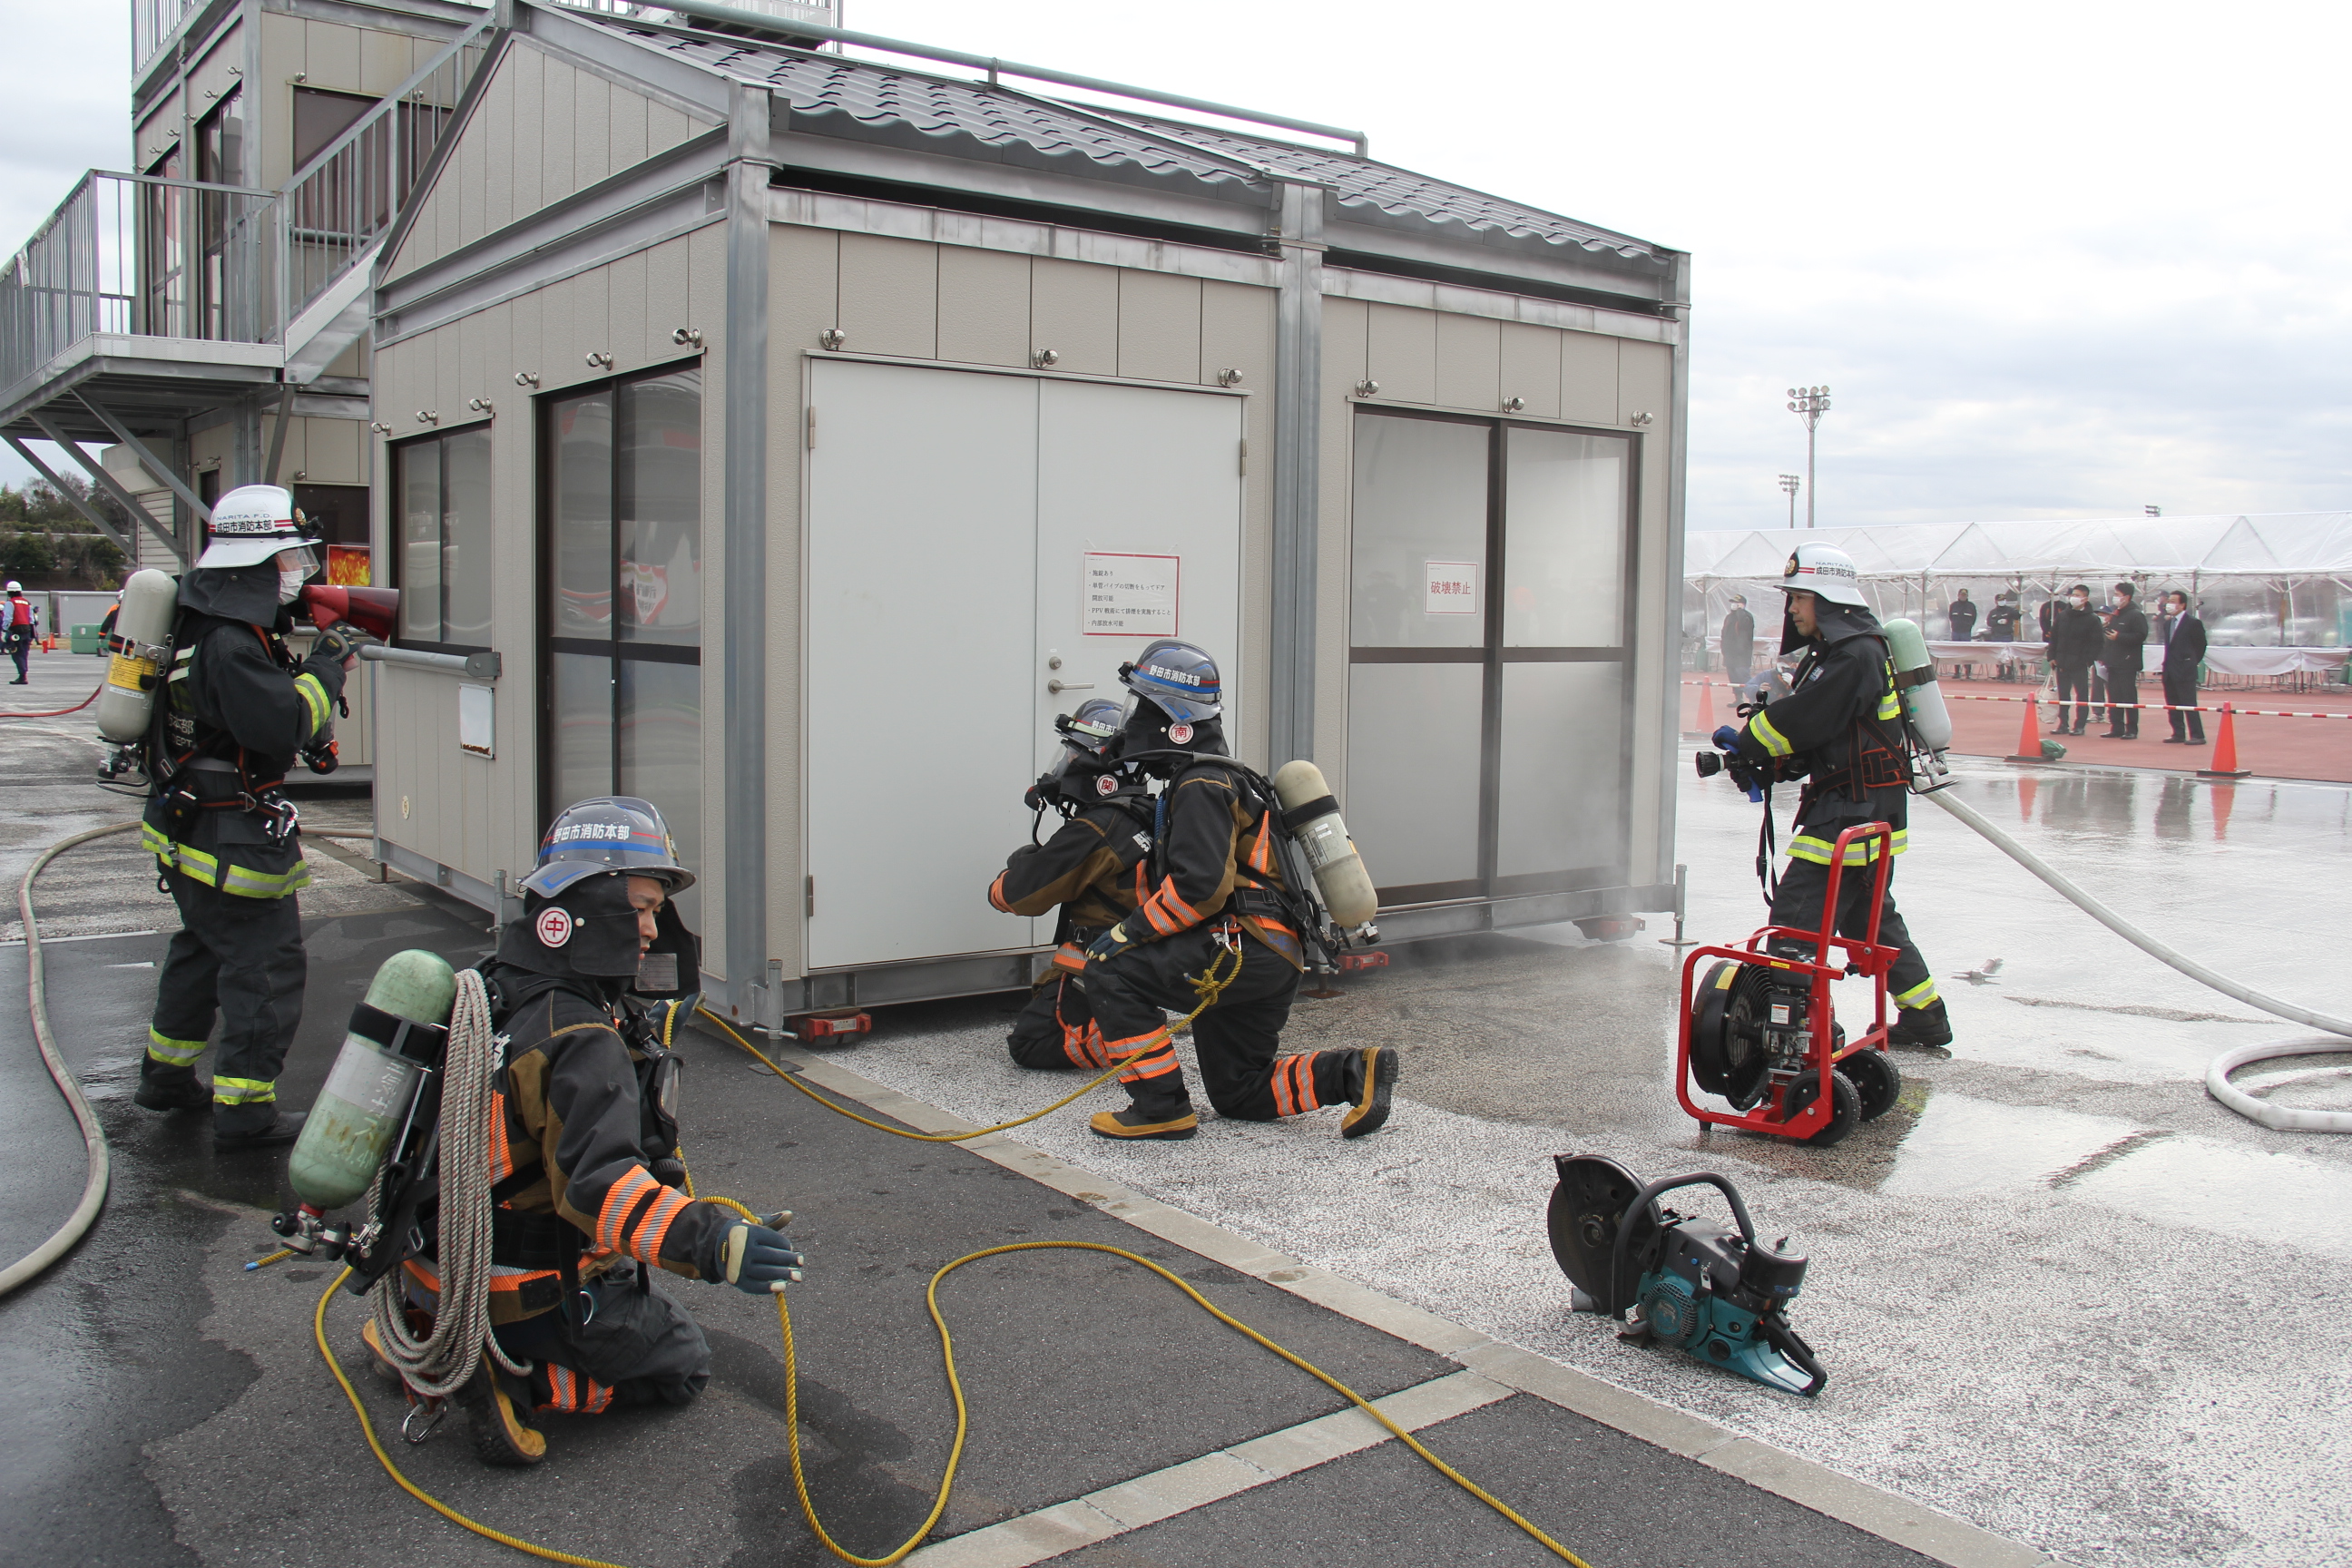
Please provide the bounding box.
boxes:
[1925,789,2352,1132]
[7,822,1593,1568]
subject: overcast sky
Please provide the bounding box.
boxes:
[5,0,2347,531]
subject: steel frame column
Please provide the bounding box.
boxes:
[720,80,774,1023]
[1654,253,1693,887]
[1269,181,1324,765]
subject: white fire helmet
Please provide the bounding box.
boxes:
[195,485,321,570]
[1780,542,1868,608]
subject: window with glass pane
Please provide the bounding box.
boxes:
[393,428,492,649]
[543,368,702,921]
[1504,429,1627,648]
[1348,416,1488,650]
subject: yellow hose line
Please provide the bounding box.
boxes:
[317,1238,1591,1568]
[690,946,1237,1145]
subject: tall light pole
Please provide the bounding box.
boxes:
[1779,473,1800,530]
[1786,385,1830,528]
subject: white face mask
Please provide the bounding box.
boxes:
[2071,596,2089,607]
[278,565,309,604]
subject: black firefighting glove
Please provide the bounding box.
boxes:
[309,622,364,670]
[719,1212,807,1295]
[1084,916,1146,965]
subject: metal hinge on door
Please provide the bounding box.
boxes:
[806,407,817,451]
[1238,437,1247,476]
[805,874,815,917]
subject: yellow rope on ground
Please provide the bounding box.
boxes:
[691,944,1240,1144]
[316,1235,1592,1568]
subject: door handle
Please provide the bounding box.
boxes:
[1046,680,1093,694]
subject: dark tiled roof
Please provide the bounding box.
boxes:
[583,16,1667,261]
[1101,115,1663,260]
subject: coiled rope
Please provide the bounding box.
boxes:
[368,967,534,1393]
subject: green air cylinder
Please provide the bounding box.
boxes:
[1882,618,1954,751]
[288,950,459,1210]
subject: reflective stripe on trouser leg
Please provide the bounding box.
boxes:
[146,1027,208,1069]
[196,878,308,1132]
[539,1364,617,1415]
[1768,852,1935,1009]
[1111,1030,1181,1087]
[211,1075,277,1106]
[1893,976,1941,1009]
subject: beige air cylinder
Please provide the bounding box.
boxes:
[1270,760,1378,928]
[94,569,178,745]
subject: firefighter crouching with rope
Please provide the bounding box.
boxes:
[134,485,360,1147]
[991,698,1157,1071]
[1075,641,1397,1142]
[365,798,806,1466]
[1728,544,1950,1051]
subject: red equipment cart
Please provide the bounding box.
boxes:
[1674,821,1905,1145]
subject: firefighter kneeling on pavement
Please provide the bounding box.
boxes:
[991,698,1155,1071]
[366,797,806,1465]
[135,485,359,1147]
[1074,640,1396,1142]
[1727,544,1950,1051]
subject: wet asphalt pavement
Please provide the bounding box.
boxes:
[0,652,1945,1568]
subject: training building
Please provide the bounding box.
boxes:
[356,0,1692,1024]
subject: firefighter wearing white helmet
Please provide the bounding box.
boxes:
[4,579,34,682]
[135,484,363,1146]
[1723,543,1949,1050]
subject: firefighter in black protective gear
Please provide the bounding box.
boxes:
[1729,544,1950,1050]
[990,699,1157,1071]
[1074,641,1397,1141]
[134,485,358,1147]
[368,797,807,1466]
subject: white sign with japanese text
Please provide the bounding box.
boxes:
[1425,560,1480,615]
[1083,552,1181,636]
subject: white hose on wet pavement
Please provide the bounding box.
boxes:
[1926,789,2352,1133]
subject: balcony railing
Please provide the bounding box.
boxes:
[2,14,495,411]
[0,171,279,402]
[131,0,200,74]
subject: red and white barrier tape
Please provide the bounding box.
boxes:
[1681,680,2351,720]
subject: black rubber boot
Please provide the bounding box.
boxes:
[456,1361,548,1466]
[1089,1106,1200,1140]
[133,1069,210,1112]
[214,1109,307,1150]
[1886,999,1953,1051]
[1339,1047,1399,1139]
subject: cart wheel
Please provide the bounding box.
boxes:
[1843,1049,1902,1121]
[1783,1069,1861,1147]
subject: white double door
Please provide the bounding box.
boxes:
[805,359,1243,971]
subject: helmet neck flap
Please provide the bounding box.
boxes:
[177,563,293,629]
[496,871,646,982]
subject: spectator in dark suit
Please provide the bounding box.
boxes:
[2100,583,2151,739]
[1719,594,1755,691]
[2048,584,2103,735]
[2159,591,2207,745]
[1985,592,2021,642]
[1946,590,1977,642]
[2038,593,2061,642]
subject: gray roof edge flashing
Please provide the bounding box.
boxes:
[1327,194,1675,277]
[1325,220,1673,311]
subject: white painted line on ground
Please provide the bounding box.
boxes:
[904,1370,1513,1567]
[0,928,159,946]
[743,1034,2063,1568]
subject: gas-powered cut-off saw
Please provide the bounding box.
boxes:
[1545,1153,1827,1397]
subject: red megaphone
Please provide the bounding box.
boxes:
[300,584,399,641]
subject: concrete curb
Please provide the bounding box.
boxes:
[742,1033,2068,1568]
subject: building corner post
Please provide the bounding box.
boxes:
[721,82,775,1023]
[1269,181,1324,766]
[1656,251,1693,887]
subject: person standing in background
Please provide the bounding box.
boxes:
[4,581,34,683]
[1720,593,1755,693]
[2160,591,2207,745]
[1985,592,2020,642]
[1946,589,1977,642]
[2048,585,2103,736]
[2099,583,2151,739]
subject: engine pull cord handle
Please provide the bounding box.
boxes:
[1608,1171,1759,1322]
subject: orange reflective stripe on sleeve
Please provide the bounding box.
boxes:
[987,871,1012,912]
[597,1166,660,1255]
[632,1185,693,1266]
[486,1091,515,1181]
[1248,815,1276,873]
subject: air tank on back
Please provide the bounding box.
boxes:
[1270,760,1378,931]
[1881,619,1954,751]
[287,950,459,1211]
[94,569,178,745]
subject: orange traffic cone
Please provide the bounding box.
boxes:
[2005,691,2045,762]
[2197,701,2251,779]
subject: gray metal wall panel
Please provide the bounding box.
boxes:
[1203,279,1278,766]
[303,19,359,97]
[511,38,545,221]
[648,101,694,159]
[1560,330,1620,426]
[936,245,1030,368]
[1619,338,1675,876]
[1498,323,1561,420]
[691,213,732,979]
[607,249,650,373]
[575,70,612,190]
[1433,313,1499,413]
[1617,338,1671,426]
[1030,258,1118,375]
[644,236,693,364]
[1315,298,1368,799]
[1115,270,1201,386]
[610,75,650,171]
[360,23,410,94]
[838,232,938,359]
[1366,304,1436,405]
